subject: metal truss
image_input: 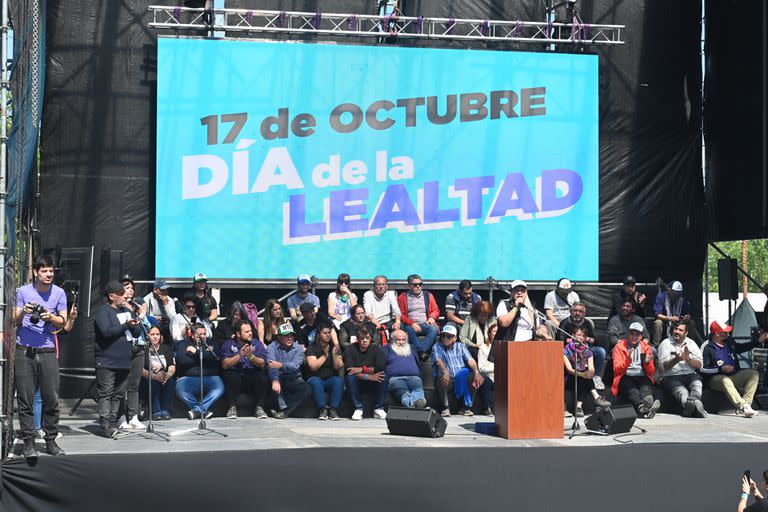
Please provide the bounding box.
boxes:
[148,6,624,46]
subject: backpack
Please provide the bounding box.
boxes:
[242,303,261,328]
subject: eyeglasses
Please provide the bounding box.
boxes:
[338,280,350,285]
[410,282,423,287]
[184,304,196,309]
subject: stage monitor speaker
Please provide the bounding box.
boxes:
[385,407,447,438]
[717,258,739,300]
[584,404,637,434]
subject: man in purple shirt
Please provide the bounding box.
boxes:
[13,255,68,459]
[220,320,269,420]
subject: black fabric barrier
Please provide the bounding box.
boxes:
[1,443,764,510]
[40,1,706,373]
[704,0,768,241]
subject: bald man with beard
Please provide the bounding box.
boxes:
[383,330,427,408]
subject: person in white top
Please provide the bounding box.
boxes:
[327,273,358,330]
[496,280,544,341]
[362,275,401,332]
[543,278,580,339]
[658,322,705,417]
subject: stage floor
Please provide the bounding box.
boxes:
[8,399,768,457]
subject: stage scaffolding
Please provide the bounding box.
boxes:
[147,6,624,46]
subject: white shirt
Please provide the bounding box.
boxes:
[363,289,401,324]
[543,290,580,322]
[658,336,702,378]
[496,301,533,341]
[171,314,212,341]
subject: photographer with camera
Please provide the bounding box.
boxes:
[93,281,146,438]
[12,255,68,459]
[738,470,768,512]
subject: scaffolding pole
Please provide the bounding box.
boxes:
[0,0,9,457]
[148,6,625,46]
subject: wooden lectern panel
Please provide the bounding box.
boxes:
[494,341,564,439]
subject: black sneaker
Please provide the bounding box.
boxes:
[682,400,695,417]
[103,426,117,439]
[419,353,430,362]
[693,399,708,418]
[273,409,287,419]
[328,408,340,421]
[22,440,38,460]
[414,398,428,408]
[481,407,493,416]
[45,440,65,456]
[318,408,328,421]
[254,406,268,419]
[226,406,238,419]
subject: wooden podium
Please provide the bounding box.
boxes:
[494,341,564,439]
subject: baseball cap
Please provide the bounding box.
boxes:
[153,278,170,290]
[510,280,528,290]
[709,320,733,335]
[628,322,644,333]
[104,281,126,296]
[441,324,458,337]
[193,272,208,283]
[297,273,311,283]
[670,281,683,292]
[278,322,295,336]
[623,275,636,285]
[557,278,572,290]
[299,301,316,313]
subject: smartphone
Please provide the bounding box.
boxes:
[745,470,751,481]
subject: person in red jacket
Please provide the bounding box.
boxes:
[397,274,440,361]
[612,322,660,418]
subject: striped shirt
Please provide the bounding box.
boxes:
[432,341,472,378]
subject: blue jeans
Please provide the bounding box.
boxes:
[143,377,177,417]
[387,376,425,407]
[33,389,42,430]
[346,374,387,410]
[307,376,344,409]
[403,323,439,355]
[479,374,494,409]
[591,346,606,376]
[175,375,224,414]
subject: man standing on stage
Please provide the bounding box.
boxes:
[93,281,144,438]
[13,255,68,459]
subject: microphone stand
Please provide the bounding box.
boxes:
[114,306,170,442]
[526,308,608,439]
[175,328,226,438]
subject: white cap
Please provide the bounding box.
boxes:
[193,272,208,283]
[441,324,458,337]
[670,281,683,292]
[297,273,311,283]
[510,280,528,290]
[557,278,572,290]
[629,322,644,332]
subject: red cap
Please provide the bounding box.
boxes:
[709,320,733,335]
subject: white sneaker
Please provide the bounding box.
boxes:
[351,409,364,421]
[117,420,130,431]
[592,376,606,391]
[129,416,146,430]
[744,404,759,418]
[373,408,387,419]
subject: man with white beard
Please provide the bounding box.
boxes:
[383,330,427,408]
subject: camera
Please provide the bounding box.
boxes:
[28,303,48,324]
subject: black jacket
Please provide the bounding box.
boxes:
[93,304,142,370]
[701,335,760,380]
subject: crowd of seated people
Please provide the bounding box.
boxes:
[122,272,767,427]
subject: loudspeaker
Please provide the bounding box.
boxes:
[385,407,447,438]
[584,404,637,434]
[717,258,739,300]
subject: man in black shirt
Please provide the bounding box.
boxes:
[192,272,219,322]
[304,323,344,420]
[344,325,387,420]
[610,275,647,319]
[295,302,336,346]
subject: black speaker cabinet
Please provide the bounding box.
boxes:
[585,404,637,434]
[717,258,739,300]
[385,407,447,438]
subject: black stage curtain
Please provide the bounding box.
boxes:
[704,0,768,242]
[1,444,764,510]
